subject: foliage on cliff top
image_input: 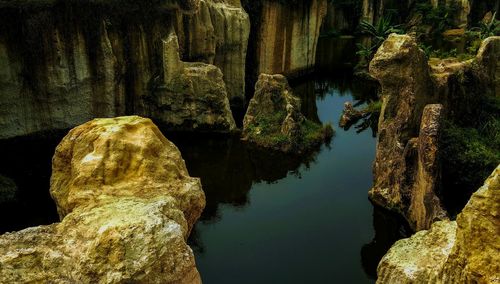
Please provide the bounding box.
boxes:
[441,96,500,215]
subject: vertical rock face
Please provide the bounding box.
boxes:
[246,0,327,78]
[369,34,446,230]
[377,165,500,284]
[408,104,448,231]
[0,116,206,283]
[0,0,249,139]
[149,34,236,132]
[181,0,250,107]
[476,36,500,97]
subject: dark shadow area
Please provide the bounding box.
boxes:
[166,132,322,226]
[361,205,413,279]
[0,131,66,234]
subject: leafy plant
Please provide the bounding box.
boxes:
[359,16,404,47]
[355,15,404,67]
[469,12,500,39]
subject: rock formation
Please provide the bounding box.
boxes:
[150,34,236,132]
[369,34,499,231]
[0,0,248,139]
[0,116,206,283]
[244,0,328,81]
[369,34,446,231]
[377,164,500,283]
[242,74,332,153]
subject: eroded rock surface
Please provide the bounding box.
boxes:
[369,34,446,231]
[245,0,327,79]
[0,0,248,138]
[150,34,236,132]
[377,165,500,284]
[0,116,205,283]
[242,74,332,153]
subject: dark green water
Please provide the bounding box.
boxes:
[170,68,410,283]
[0,37,409,283]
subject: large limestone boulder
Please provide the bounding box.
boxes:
[150,34,236,132]
[369,34,446,231]
[377,165,500,284]
[0,116,205,283]
[242,74,332,153]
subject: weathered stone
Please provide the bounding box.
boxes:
[408,104,448,231]
[377,221,458,284]
[246,0,328,78]
[476,36,500,97]
[0,116,205,283]
[243,74,332,153]
[181,0,250,107]
[339,101,367,129]
[377,165,500,284]
[150,34,236,132]
[0,0,248,139]
[369,34,445,230]
[441,165,500,283]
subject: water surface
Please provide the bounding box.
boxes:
[171,67,410,283]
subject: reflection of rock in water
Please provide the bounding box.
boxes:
[0,132,64,234]
[360,206,412,280]
[168,133,322,225]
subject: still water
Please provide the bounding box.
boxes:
[170,68,409,283]
[0,37,409,283]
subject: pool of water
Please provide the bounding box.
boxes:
[169,68,410,283]
[0,36,410,283]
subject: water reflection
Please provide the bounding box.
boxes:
[167,133,323,225]
[361,207,412,279]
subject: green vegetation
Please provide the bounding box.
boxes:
[441,96,500,211]
[468,12,500,39]
[245,111,333,154]
[414,1,461,35]
[356,15,404,68]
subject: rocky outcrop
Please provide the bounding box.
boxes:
[0,0,248,139]
[369,34,446,231]
[244,0,327,81]
[242,74,332,153]
[181,0,250,107]
[370,35,500,231]
[0,116,206,283]
[377,165,500,283]
[150,34,236,132]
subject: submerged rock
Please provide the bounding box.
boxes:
[377,164,500,283]
[242,74,332,153]
[339,102,367,129]
[0,116,205,283]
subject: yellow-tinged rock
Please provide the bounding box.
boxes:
[377,165,500,283]
[0,116,205,283]
[51,116,205,229]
